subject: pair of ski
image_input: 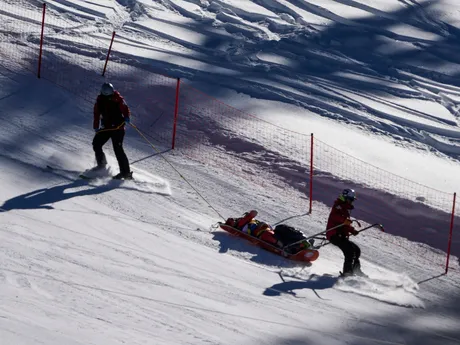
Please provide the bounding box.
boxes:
[339,270,369,279]
[46,165,133,181]
[79,170,133,181]
[280,270,406,289]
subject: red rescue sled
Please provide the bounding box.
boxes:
[219,223,320,263]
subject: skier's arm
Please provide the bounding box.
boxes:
[120,99,130,119]
[93,100,101,129]
[114,92,130,119]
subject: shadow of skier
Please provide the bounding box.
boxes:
[0,179,116,211]
[264,274,338,298]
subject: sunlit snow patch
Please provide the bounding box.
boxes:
[334,274,424,308]
[124,166,172,195]
[80,165,114,180]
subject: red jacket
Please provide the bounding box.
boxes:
[326,199,354,240]
[93,91,130,130]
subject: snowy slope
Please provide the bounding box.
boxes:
[1,1,460,345]
[1,67,460,345]
[3,0,460,190]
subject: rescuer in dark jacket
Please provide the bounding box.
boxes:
[326,189,365,277]
[92,82,132,180]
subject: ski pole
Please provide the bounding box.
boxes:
[364,223,385,233]
[352,219,362,227]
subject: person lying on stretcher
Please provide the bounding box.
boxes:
[225,211,313,254]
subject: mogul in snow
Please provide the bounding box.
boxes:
[326,188,367,277]
[92,82,133,180]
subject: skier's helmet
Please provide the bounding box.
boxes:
[339,188,356,202]
[100,82,114,96]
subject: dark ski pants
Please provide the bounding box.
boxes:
[92,129,130,175]
[329,235,361,274]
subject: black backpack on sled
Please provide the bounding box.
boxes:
[274,224,306,245]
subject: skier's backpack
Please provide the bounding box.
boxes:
[274,224,306,244]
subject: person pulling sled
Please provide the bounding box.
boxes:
[326,188,367,277]
[92,82,133,180]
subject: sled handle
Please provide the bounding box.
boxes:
[317,223,385,248]
[303,222,348,240]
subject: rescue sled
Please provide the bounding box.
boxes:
[218,223,320,263]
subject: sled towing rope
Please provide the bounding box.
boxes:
[129,122,226,220]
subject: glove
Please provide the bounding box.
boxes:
[344,219,352,226]
[350,228,359,236]
[124,117,130,124]
[94,128,100,133]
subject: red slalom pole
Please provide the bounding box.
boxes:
[445,192,456,274]
[37,3,46,78]
[102,31,116,76]
[171,78,181,149]
[309,133,314,213]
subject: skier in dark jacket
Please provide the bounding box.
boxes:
[326,188,365,277]
[93,82,132,180]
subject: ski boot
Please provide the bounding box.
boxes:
[113,171,133,180]
[339,271,354,278]
[93,153,107,171]
[353,268,369,278]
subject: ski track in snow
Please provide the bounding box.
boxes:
[334,274,423,308]
[121,0,460,159]
[3,0,460,160]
